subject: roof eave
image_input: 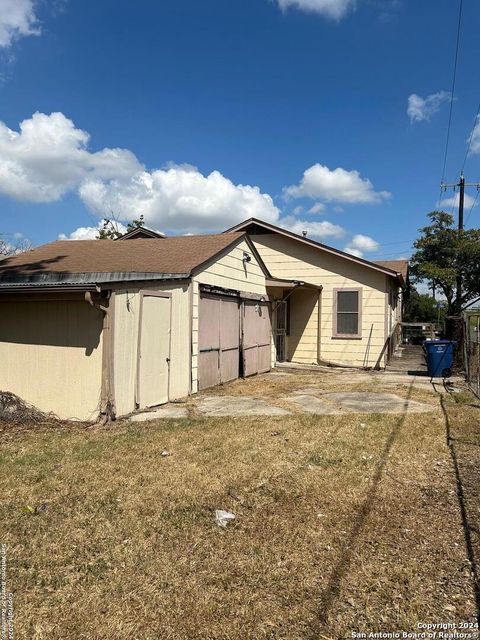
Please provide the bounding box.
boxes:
[224,218,404,283]
[0,272,191,288]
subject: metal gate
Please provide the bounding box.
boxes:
[243,301,272,377]
[198,293,240,391]
[465,311,480,398]
[274,300,287,362]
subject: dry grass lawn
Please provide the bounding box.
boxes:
[0,371,479,639]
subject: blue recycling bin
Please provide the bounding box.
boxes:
[424,340,456,378]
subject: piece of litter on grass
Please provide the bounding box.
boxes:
[360,423,366,428]
[161,450,170,457]
[21,505,35,514]
[215,510,235,528]
[271,431,280,436]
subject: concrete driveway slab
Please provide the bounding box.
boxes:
[281,394,339,414]
[284,392,434,415]
[196,396,290,416]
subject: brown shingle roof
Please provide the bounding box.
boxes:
[373,260,409,280]
[0,233,245,282]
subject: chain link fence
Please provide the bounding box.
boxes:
[464,311,480,398]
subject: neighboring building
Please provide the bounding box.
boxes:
[0,219,407,421]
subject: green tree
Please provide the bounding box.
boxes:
[410,211,480,315]
[96,219,123,240]
[96,215,145,239]
[403,289,447,325]
[126,214,145,232]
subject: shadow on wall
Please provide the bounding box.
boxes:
[287,288,318,361]
[0,299,103,356]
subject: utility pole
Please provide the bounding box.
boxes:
[441,173,480,311]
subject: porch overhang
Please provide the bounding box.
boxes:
[265,277,322,291]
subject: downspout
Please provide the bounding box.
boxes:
[85,290,115,424]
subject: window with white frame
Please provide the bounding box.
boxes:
[333,288,362,338]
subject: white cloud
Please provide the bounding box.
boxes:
[276,0,356,20]
[0,0,40,48]
[308,202,325,214]
[438,192,478,210]
[59,219,128,241]
[0,112,141,202]
[279,215,345,239]
[284,163,390,204]
[79,166,279,234]
[0,112,280,233]
[344,233,379,258]
[407,91,450,123]
[467,115,480,156]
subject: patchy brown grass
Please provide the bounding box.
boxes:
[0,375,479,639]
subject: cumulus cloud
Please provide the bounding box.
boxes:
[0,0,40,49]
[407,91,450,123]
[0,112,141,202]
[276,0,356,20]
[284,163,390,204]
[439,192,478,210]
[344,233,379,258]
[79,166,279,234]
[278,215,345,239]
[0,111,280,233]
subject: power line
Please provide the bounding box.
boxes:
[465,188,480,226]
[440,0,463,188]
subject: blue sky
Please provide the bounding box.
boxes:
[0,0,479,260]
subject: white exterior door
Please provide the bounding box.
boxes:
[137,293,171,408]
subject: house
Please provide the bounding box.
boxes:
[225,219,406,369]
[0,219,407,421]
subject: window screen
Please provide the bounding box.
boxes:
[336,290,359,335]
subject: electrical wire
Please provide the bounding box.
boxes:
[439,0,463,191]
[465,189,480,226]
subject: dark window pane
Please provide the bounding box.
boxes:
[337,313,358,335]
[337,291,358,313]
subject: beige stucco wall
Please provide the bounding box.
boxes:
[113,282,190,417]
[251,233,396,368]
[191,238,269,393]
[0,296,103,420]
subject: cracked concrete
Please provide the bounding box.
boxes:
[283,391,434,415]
[127,367,449,422]
[129,405,189,421]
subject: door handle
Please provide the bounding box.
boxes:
[166,357,171,364]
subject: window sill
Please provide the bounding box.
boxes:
[331,335,363,340]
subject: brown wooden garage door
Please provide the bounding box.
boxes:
[242,301,272,377]
[198,293,240,391]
